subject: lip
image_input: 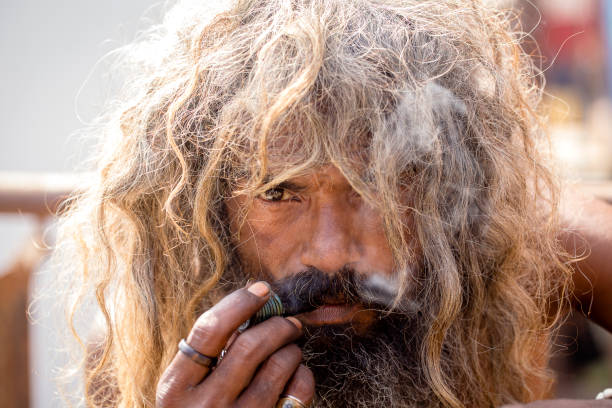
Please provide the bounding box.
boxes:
[295,303,364,326]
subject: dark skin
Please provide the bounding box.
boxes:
[156,283,315,407]
[156,166,612,407]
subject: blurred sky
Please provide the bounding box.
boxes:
[0,1,164,172]
[0,1,163,264]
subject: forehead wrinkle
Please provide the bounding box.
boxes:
[310,165,355,193]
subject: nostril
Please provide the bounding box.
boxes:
[300,240,358,276]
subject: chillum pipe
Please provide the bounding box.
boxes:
[238,288,319,332]
[238,291,285,332]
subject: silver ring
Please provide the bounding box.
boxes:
[178,338,217,368]
[219,348,228,362]
[276,394,307,408]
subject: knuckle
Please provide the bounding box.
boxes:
[278,344,302,363]
[198,392,226,408]
[286,343,303,358]
[222,287,263,311]
[267,316,299,334]
[266,352,292,373]
[156,371,178,396]
[155,381,180,408]
[292,365,316,398]
[155,393,173,408]
[191,312,222,342]
[263,346,302,380]
[231,333,261,359]
[253,379,276,398]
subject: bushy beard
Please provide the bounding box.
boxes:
[299,317,428,407]
[267,268,430,407]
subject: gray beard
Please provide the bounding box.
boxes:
[227,261,431,406]
[299,316,430,408]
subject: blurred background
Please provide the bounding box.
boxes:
[0,2,162,407]
[0,0,611,406]
[518,0,612,400]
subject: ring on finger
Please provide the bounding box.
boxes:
[276,394,308,408]
[218,347,228,363]
[178,338,217,368]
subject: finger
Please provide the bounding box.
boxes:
[235,344,303,408]
[197,316,302,401]
[160,282,271,391]
[281,364,315,407]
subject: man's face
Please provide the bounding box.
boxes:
[225,165,426,406]
[225,165,395,325]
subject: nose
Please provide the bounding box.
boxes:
[300,199,360,274]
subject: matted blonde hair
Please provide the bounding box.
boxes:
[53,0,572,406]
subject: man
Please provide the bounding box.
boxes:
[56,0,612,407]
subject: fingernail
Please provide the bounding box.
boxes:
[285,316,302,330]
[247,281,270,297]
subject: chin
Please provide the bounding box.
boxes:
[297,312,428,408]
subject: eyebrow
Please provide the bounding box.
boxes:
[261,174,308,192]
[274,180,307,192]
[263,173,308,193]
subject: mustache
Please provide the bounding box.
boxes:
[269,266,414,315]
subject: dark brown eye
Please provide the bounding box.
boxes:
[259,187,291,202]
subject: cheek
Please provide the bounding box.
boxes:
[226,198,301,278]
[356,200,422,277]
[357,204,395,274]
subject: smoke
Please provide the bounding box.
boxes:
[375,81,468,167]
[373,80,487,236]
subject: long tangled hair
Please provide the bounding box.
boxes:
[53,0,573,406]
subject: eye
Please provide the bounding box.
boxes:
[258,187,293,202]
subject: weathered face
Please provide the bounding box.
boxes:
[225,165,426,406]
[225,165,396,328]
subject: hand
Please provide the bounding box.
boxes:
[502,399,612,407]
[156,282,315,407]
